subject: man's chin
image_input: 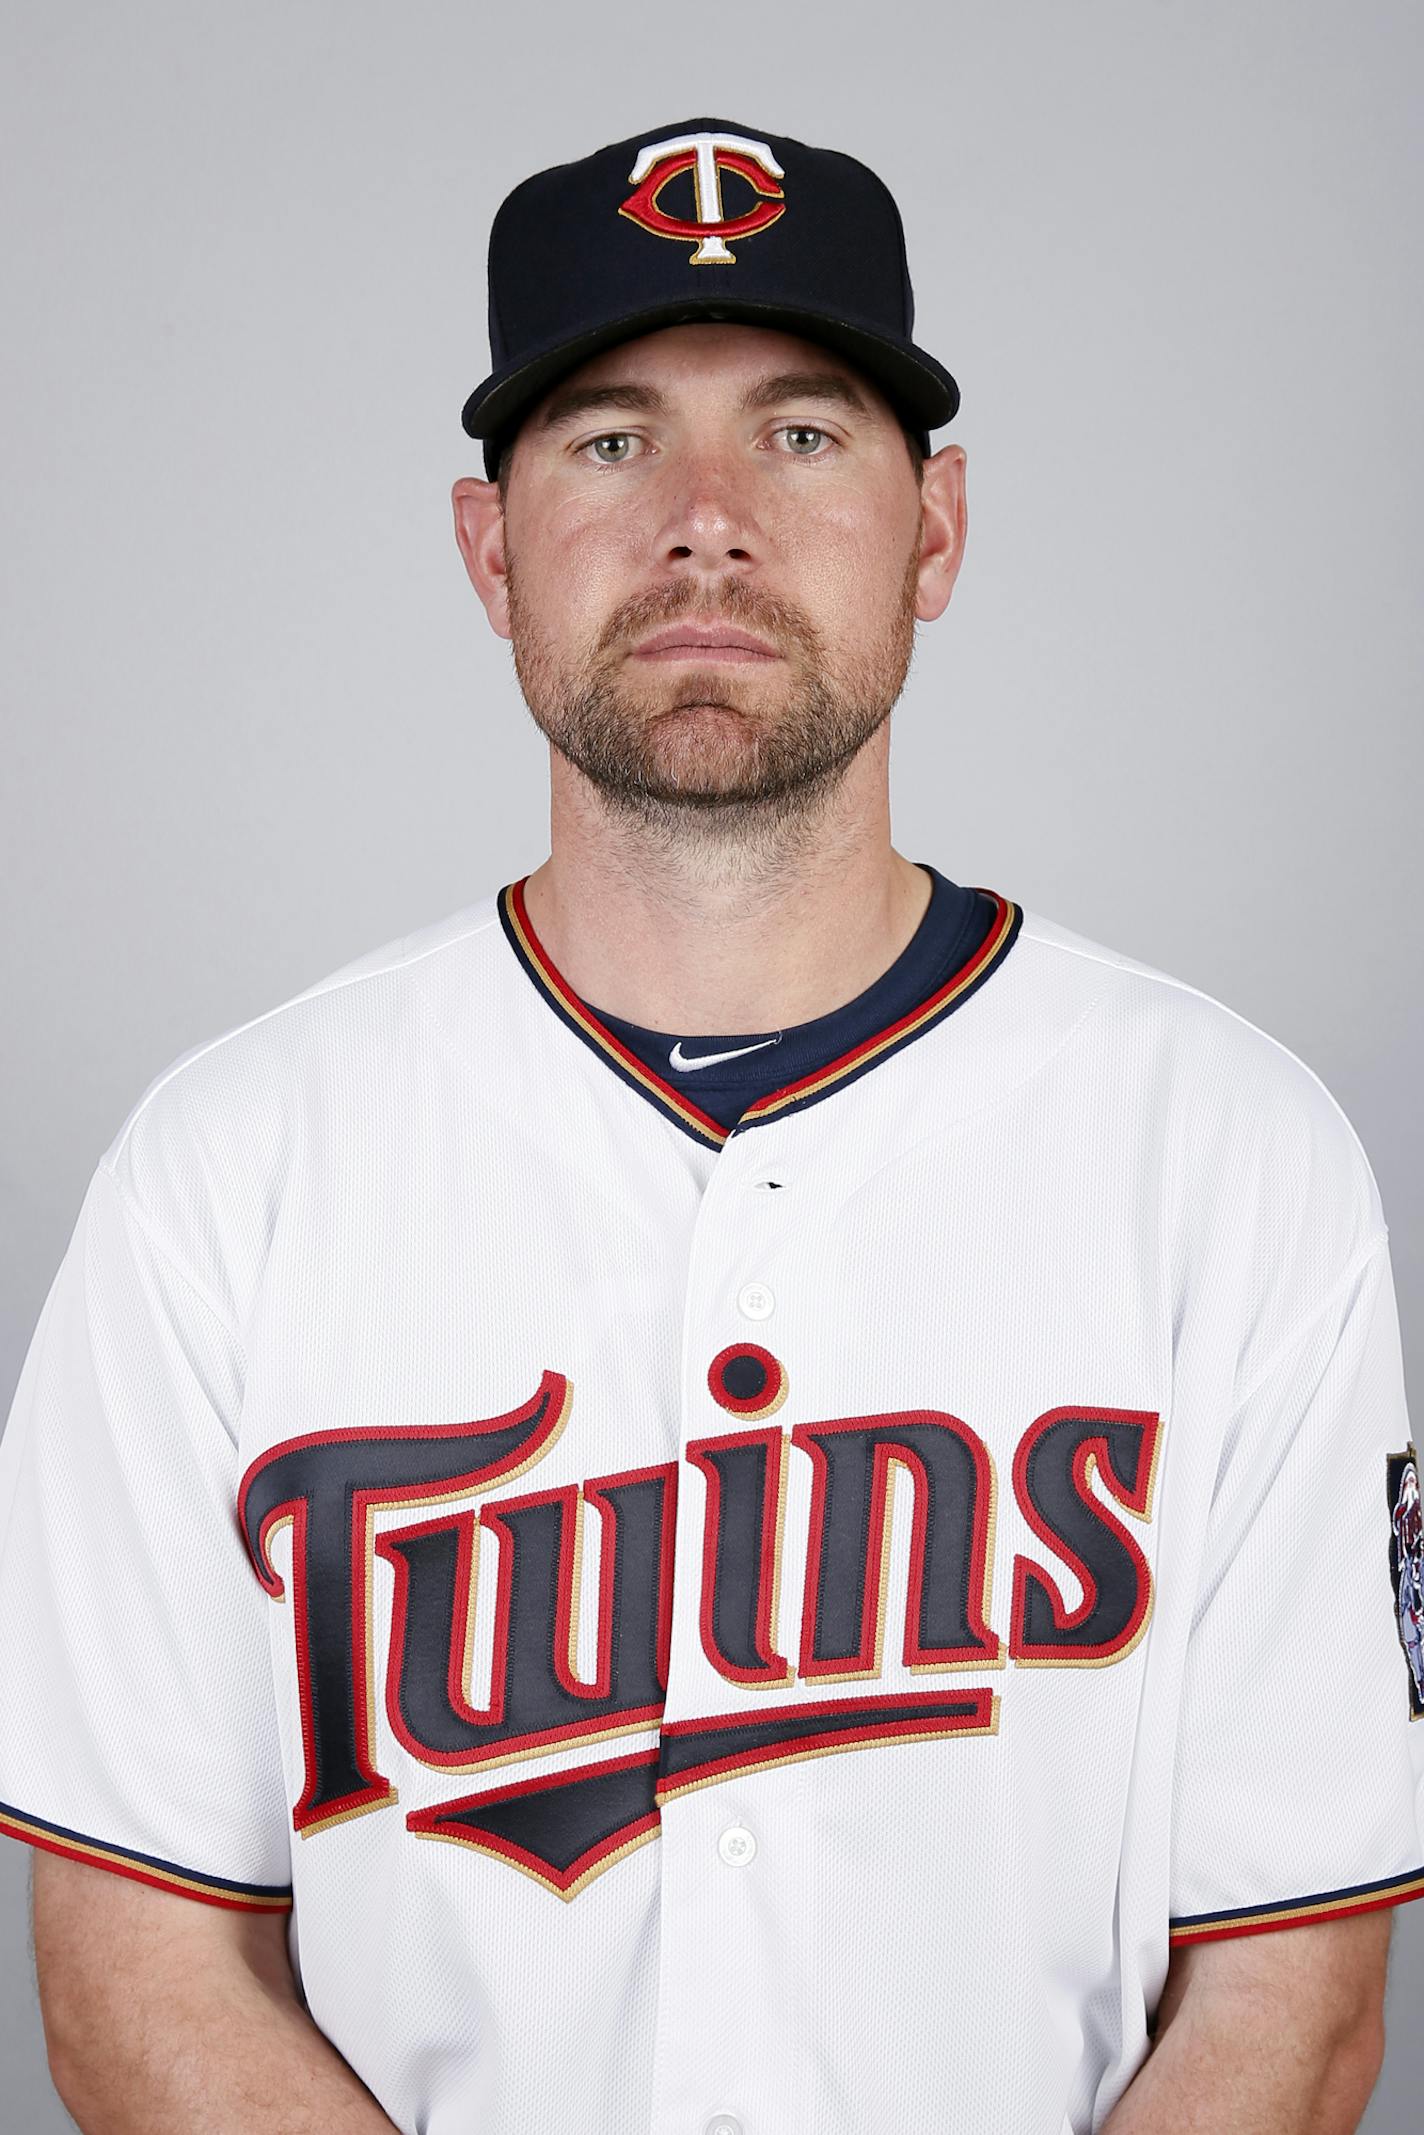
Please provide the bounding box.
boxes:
[629,730,774,805]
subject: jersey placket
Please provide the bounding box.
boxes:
[648,1114,823,2135]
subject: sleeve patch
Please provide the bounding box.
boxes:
[1169,1865,1424,1945]
[0,1800,293,1912]
[1389,1444,1424,1719]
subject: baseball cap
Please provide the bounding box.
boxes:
[461,117,960,481]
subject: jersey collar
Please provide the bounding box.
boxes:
[497,875,1023,1149]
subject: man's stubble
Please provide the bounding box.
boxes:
[504,530,924,860]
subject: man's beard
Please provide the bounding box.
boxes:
[505,538,923,842]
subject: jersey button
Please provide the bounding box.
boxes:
[717,1823,757,1866]
[704,2118,744,2135]
[737,1282,775,1321]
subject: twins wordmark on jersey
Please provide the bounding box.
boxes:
[238,1346,1162,1895]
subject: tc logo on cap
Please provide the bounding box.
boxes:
[619,130,786,265]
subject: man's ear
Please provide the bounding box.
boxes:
[914,443,968,623]
[452,476,512,642]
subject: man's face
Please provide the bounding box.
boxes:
[474,322,958,837]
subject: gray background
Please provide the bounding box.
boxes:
[2,0,1419,2125]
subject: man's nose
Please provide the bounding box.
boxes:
[652,447,762,571]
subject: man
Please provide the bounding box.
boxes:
[1,116,1419,2135]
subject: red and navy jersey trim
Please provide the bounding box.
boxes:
[1168,1864,1424,1946]
[497,876,1024,1148]
[0,1800,293,1913]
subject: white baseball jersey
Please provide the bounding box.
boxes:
[1,875,1421,2135]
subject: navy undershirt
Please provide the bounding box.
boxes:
[585,863,996,1132]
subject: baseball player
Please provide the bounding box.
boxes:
[1,116,1421,2135]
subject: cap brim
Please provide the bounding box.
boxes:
[462,297,959,476]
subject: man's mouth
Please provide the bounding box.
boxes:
[633,621,780,663]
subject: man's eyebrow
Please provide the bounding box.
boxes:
[736,370,872,417]
[537,382,670,432]
[535,369,874,434]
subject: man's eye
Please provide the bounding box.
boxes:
[579,433,642,464]
[779,425,831,456]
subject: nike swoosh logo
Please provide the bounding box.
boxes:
[668,1035,781,1073]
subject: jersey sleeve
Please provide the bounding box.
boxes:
[1168,1228,1424,1945]
[0,1158,293,1911]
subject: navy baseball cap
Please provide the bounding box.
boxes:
[461,117,960,481]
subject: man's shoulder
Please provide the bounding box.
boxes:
[1018,901,1355,1110]
[98,890,506,1248]
[1013,899,1387,1245]
[301,892,506,994]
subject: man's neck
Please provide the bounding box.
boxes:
[521,749,932,1035]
